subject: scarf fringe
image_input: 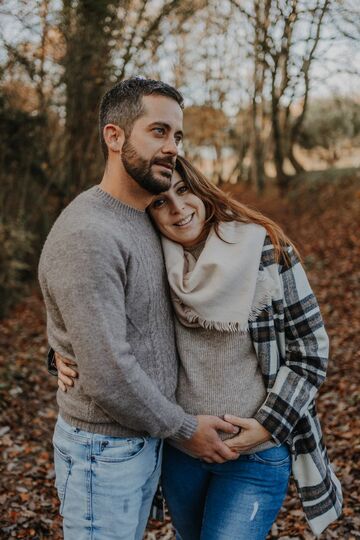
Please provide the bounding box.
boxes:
[248,273,275,322]
[183,308,250,333]
[179,273,274,333]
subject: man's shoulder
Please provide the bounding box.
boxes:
[56,187,108,228]
[46,187,125,243]
[39,188,129,268]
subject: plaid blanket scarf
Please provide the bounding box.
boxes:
[251,237,342,535]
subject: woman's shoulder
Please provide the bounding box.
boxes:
[261,235,300,271]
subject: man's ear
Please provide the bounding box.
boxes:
[103,124,125,154]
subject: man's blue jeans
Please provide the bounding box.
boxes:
[53,415,162,540]
[162,442,291,540]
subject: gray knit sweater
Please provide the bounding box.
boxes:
[38,186,197,440]
[174,322,274,453]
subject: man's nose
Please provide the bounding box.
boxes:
[161,137,178,155]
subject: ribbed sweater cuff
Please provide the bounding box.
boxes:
[171,414,198,440]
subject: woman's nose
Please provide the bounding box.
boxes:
[170,198,184,214]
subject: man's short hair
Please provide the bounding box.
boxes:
[99,77,184,160]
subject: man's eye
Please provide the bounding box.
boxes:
[175,137,183,146]
[154,127,165,135]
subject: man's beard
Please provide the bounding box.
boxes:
[121,138,174,195]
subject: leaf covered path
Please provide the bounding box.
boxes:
[0,172,359,539]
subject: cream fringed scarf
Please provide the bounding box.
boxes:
[161,221,275,333]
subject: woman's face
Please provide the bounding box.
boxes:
[149,170,207,248]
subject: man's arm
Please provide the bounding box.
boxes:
[42,231,195,439]
[41,231,239,461]
[54,350,239,463]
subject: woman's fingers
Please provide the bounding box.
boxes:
[224,440,250,452]
[61,364,78,378]
[215,417,240,434]
[55,352,76,366]
[55,353,78,378]
[223,435,250,452]
[223,414,250,428]
[224,434,242,447]
[58,379,67,392]
[58,371,74,387]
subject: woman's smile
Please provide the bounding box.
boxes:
[173,213,194,227]
[149,171,207,248]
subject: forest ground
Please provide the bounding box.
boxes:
[0,168,359,539]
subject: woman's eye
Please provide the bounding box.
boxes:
[152,199,165,209]
[177,186,188,194]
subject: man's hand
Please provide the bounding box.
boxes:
[55,353,78,392]
[178,415,240,464]
[223,415,272,453]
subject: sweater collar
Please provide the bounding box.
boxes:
[92,186,148,219]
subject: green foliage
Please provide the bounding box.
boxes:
[298,98,360,151]
[0,92,51,318]
[0,223,35,318]
[0,93,48,195]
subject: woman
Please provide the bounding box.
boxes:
[57,156,342,538]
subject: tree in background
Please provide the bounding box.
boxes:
[298,97,360,165]
[0,0,61,313]
[0,0,359,314]
[60,0,118,200]
[154,0,252,183]
[0,91,47,316]
[0,0,206,314]
[61,0,207,200]
[229,0,332,190]
[183,105,230,182]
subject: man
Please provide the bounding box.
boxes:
[38,78,238,540]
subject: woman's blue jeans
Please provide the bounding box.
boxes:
[162,442,291,540]
[53,415,162,540]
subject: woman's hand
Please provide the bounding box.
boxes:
[223,415,272,453]
[55,353,78,392]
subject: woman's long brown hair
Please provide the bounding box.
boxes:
[175,156,300,264]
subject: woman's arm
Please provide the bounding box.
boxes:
[253,244,329,446]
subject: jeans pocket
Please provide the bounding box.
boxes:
[250,445,290,466]
[95,436,148,463]
[53,442,73,516]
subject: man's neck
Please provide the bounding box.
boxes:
[99,163,153,211]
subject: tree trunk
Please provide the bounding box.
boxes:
[288,143,305,174]
[252,129,265,192]
[61,0,118,203]
[251,59,265,191]
[272,116,288,189]
[270,68,290,191]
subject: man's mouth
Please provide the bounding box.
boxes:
[154,161,174,172]
[174,214,194,227]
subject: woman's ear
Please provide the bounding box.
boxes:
[103,124,125,154]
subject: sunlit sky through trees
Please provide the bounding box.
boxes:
[1,0,359,117]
